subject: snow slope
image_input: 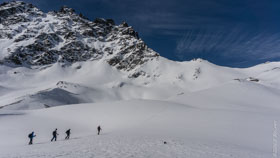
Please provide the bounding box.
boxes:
[0,99,276,158]
[0,54,279,157]
[1,57,280,110]
[169,80,280,112]
[1,1,280,157]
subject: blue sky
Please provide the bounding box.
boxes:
[3,0,280,67]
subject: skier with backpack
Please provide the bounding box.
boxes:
[51,128,59,142]
[28,131,36,145]
[97,125,102,135]
[65,129,71,140]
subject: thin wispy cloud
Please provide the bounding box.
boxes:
[176,27,280,65]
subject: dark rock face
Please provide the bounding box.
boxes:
[94,18,115,26]
[0,1,158,71]
[59,6,75,14]
[14,34,35,42]
[121,27,139,39]
[0,1,42,26]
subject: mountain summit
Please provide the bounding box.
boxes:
[0,1,158,70]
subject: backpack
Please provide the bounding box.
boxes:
[28,133,32,138]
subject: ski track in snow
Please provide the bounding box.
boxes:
[0,135,269,158]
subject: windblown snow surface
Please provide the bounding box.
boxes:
[1,57,280,157]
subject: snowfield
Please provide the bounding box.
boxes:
[0,57,280,157]
[0,100,276,158]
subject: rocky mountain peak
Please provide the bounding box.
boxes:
[58,6,76,14]
[0,1,43,25]
[0,1,159,71]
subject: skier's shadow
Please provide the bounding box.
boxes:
[29,137,80,145]
[27,132,111,146]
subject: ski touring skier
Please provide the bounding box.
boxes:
[65,129,71,140]
[51,128,59,141]
[28,131,36,145]
[97,125,102,135]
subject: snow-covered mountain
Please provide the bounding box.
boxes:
[1,1,280,157]
[1,1,280,110]
[0,1,158,69]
